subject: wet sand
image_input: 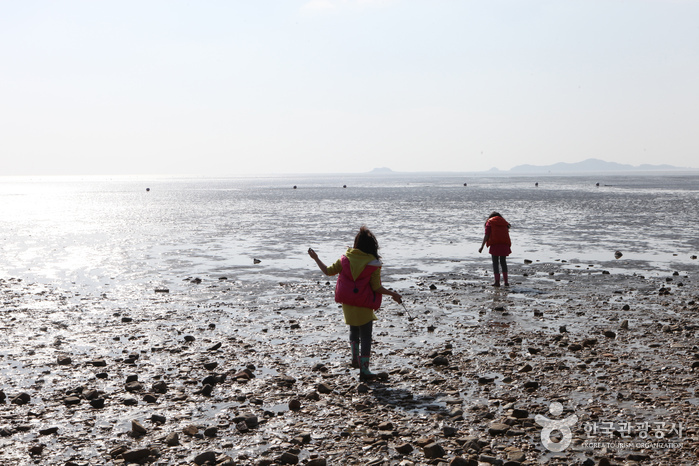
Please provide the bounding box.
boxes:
[1,259,698,466]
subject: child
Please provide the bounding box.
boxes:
[308,226,402,381]
[478,212,512,287]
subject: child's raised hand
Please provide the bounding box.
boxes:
[307,248,318,260]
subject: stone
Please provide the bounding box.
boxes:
[11,392,30,405]
[423,442,446,459]
[122,448,151,462]
[487,422,510,436]
[201,384,214,397]
[378,421,394,431]
[89,398,105,409]
[306,459,327,466]
[395,443,413,454]
[152,381,168,394]
[279,451,299,464]
[183,425,199,436]
[289,398,302,411]
[193,451,217,465]
[131,420,147,435]
[165,432,179,446]
[39,427,59,435]
[433,356,449,366]
[317,382,333,394]
[125,381,142,392]
[449,458,470,466]
[57,356,72,365]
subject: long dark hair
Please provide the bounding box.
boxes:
[353,225,381,260]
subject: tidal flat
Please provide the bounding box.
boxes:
[1,258,698,466]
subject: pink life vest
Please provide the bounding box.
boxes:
[334,255,383,310]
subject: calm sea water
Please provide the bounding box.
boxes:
[1,173,698,297]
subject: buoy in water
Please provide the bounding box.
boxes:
[293,186,297,189]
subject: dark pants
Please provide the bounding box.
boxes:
[349,321,373,357]
[492,255,508,275]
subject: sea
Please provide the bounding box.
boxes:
[1,172,698,298]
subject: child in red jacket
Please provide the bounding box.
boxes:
[478,212,512,287]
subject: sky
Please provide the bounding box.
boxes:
[1,0,698,176]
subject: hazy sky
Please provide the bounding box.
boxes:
[2,1,698,176]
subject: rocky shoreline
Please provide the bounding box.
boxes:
[1,259,698,465]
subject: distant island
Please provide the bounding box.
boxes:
[508,158,684,173]
[366,158,689,176]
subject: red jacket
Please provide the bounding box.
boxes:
[486,216,511,247]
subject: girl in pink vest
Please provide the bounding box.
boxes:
[308,226,402,381]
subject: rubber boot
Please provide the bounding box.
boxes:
[359,356,376,381]
[492,273,501,287]
[359,357,388,382]
[503,273,509,287]
[350,341,360,368]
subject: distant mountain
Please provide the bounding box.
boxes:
[369,167,395,174]
[510,158,683,173]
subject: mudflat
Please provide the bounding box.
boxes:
[1,260,697,465]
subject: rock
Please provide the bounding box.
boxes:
[165,432,179,446]
[449,458,470,466]
[39,427,58,436]
[378,421,394,431]
[57,356,72,365]
[152,381,168,394]
[125,381,142,392]
[433,356,449,366]
[208,342,222,351]
[288,398,302,411]
[423,442,446,459]
[614,251,623,259]
[154,287,169,293]
[511,408,529,419]
[317,382,333,394]
[306,459,327,466]
[620,319,629,329]
[11,392,31,405]
[233,413,259,428]
[518,363,532,373]
[28,444,45,456]
[183,425,199,436]
[143,393,158,403]
[184,335,196,342]
[488,422,510,436]
[443,426,457,437]
[122,448,151,462]
[193,451,217,465]
[131,420,147,435]
[201,384,214,397]
[603,330,616,339]
[64,396,81,406]
[0,390,5,402]
[204,426,218,437]
[203,361,218,371]
[395,443,413,454]
[151,414,167,424]
[279,451,299,464]
[89,398,105,409]
[523,380,539,390]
